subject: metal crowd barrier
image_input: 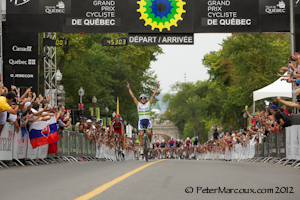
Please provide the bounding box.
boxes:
[0,124,137,169]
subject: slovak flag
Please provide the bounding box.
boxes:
[48,115,60,144]
[29,120,50,149]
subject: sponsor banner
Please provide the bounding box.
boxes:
[3,32,39,94]
[39,0,71,15]
[259,0,289,15]
[62,0,128,33]
[286,125,300,160]
[128,33,194,45]
[195,0,260,33]
[12,128,28,160]
[0,123,14,161]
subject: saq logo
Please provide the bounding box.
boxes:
[10,0,31,6]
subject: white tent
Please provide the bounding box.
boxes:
[252,77,292,113]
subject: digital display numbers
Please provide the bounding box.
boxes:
[43,38,69,46]
[102,38,128,46]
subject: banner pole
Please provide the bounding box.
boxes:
[117,97,119,114]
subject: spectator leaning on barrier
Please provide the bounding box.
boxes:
[270,105,291,131]
[0,92,19,135]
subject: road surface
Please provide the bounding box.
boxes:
[0,159,299,200]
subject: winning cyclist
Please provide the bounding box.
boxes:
[127,81,160,155]
[110,114,125,155]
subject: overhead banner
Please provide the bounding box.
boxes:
[3,32,39,94]
[195,0,260,33]
[5,0,300,33]
[62,0,128,33]
[128,33,194,45]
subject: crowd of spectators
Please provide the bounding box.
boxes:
[0,83,139,155]
[197,52,300,154]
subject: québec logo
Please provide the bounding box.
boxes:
[10,0,31,6]
[264,0,286,14]
[45,1,66,14]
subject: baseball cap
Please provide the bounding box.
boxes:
[270,105,279,110]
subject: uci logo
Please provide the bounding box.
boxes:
[10,0,31,6]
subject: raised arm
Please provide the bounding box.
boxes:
[245,106,254,120]
[21,86,32,99]
[277,96,300,109]
[127,82,138,105]
[149,82,160,103]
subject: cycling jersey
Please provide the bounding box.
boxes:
[175,141,181,148]
[185,139,192,147]
[160,142,166,148]
[168,139,175,147]
[155,142,160,148]
[136,101,152,120]
[111,119,124,134]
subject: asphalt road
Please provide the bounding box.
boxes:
[0,159,299,200]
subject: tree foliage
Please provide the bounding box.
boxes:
[164,33,290,140]
[55,33,162,127]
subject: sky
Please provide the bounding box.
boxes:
[150,33,231,94]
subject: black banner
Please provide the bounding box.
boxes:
[128,33,194,45]
[62,0,128,33]
[3,32,39,94]
[195,0,260,33]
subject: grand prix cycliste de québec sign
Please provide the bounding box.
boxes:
[6,0,300,33]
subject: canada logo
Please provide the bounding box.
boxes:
[41,125,50,138]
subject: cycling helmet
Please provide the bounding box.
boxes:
[139,94,147,99]
[170,137,173,141]
[177,139,180,142]
[156,140,160,143]
[115,114,120,118]
[162,139,165,143]
[186,137,190,140]
[180,139,183,143]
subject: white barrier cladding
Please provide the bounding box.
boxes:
[26,134,38,160]
[12,129,28,160]
[199,143,256,160]
[286,125,300,160]
[0,123,14,161]
[37,144,48,159]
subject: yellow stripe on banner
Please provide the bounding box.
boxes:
[74,159,165,200]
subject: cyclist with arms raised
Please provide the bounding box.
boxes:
[110,114,125,155]
[127,82,159,155]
